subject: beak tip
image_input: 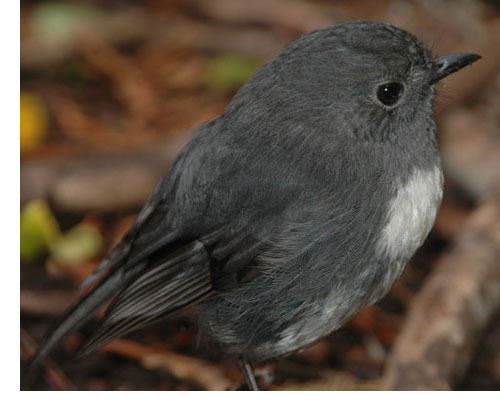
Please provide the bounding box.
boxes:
[468,53,482,63]
[431,53,482,83]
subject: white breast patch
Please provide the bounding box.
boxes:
[377,165,443,261]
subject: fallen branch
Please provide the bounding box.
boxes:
[20,289,77,317]
[20,131,192,211]
[382,197,500,390]
[101,339,235,391]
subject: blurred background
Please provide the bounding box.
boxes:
[20,0,500,390]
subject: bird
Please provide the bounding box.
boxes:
[26,20,480,390]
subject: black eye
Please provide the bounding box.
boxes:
[377,82,403,106]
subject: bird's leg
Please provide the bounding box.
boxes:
[240,358,259,391]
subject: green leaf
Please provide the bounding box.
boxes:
[50,224,103,266]
[31,2,104,45]
[204,54,261,91]
[20,200,61,262]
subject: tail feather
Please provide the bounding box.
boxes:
[25,241,213,373]
[24,263,146,373]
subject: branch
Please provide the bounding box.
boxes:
[382,197,500,390]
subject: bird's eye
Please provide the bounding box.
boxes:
[376,82,403,106]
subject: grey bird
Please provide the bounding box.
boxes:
[26,21,480,390]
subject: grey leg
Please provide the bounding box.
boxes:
[240,358,259,391]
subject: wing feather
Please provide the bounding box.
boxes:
[78,241,213,355]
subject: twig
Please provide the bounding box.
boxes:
[21,329,76,390]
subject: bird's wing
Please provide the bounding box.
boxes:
[27,120,302,369]
[78,241,213,355]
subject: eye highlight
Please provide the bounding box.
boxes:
[376,82,403,106]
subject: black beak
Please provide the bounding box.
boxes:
[430,53,481,84]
